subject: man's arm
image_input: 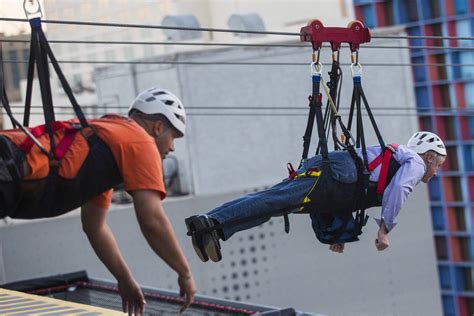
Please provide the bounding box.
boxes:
[375,159,425,251]
[130,189,196,313]
[81,201,145,315]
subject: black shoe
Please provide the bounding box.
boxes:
[185,215,209,262]
[185,215,222,262]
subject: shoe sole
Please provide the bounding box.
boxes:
[185,216,209,262]
[203,217,222,263]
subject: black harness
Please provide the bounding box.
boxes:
[0,16,123,218]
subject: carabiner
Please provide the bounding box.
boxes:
[351,50,359,64]
[332,50,339,63]
[351,63,362,78]
[23,0,43,20]
[311,62,323,76]
[312,48,321,64]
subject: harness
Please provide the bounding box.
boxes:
[294,20,403,244]
[186,20,399,244]
[0,3,123,218]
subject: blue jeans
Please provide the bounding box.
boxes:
[207,151,358,240]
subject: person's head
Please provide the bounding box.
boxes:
[407,131,447,183]
[129,87,186,159]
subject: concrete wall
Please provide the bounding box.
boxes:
[0,186,441,316]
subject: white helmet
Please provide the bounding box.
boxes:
[129,87,186,136]
[407,131,446,156]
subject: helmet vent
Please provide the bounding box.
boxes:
[175,114,185,124]
[165,100,175,106]
[146,97,156,102]
[420,133,428,140]
[152,91,167,96]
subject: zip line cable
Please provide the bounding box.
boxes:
[7,105,474,113]
[3,60,473,67]
[1,17,474,41]
[6,111,474,117]
[1,39,473,52]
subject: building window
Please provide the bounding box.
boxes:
[442,295,456,316]
[361,4,375,28]
[454,0,469,15]
[463,145,474,171]
[440,117,456,140]
[443,176,463,202]
[455,267,474,291]
[455,237,473,261]
[467,298,474,316]
[419,116,433,131]
[456,19,473,48]
[435,236,449,260]
[445,146,459,171]
[415,87,430,108]
[412,57,427,82]
[421,0,441,20]
[398,0,419,23]
[459,52,474,79]
[429,177,442,201]
[439,265,452,289]
[431,206,445,230]
[452,207,467,231]
[465,82,474,106]
[407,26,423,50]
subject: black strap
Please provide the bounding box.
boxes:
[29,20,56,159]
[0,137,22,182]
[283,212,290,234]
[316,58,342,155]
[300,78,320,164]
[23,38,35,127]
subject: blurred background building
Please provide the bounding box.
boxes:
[352,1,473,315]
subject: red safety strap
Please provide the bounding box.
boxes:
[367,144,399,195]
[287,163,297,180]
[19,121,80,160]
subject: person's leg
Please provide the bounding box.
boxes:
[207,176,318,240]
[186,176,318,262]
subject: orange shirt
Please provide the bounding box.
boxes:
[0,115,166,209]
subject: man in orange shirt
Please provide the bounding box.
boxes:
[0,87,195,315]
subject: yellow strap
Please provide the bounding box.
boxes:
[298,171,322,212]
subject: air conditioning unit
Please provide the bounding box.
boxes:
[161,14,202,41]
[227,13,266,38]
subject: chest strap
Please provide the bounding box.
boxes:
[19,121,81,160]
[367,143,399,196]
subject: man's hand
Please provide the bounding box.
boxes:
[329,243,345,253]
[82,201,145,315]
[375,223,390,251]
[178,274,196,313]
[118,277,146,315]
